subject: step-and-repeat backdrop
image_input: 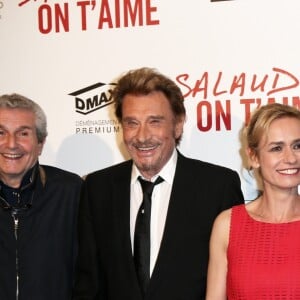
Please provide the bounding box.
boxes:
[1,0,300,200]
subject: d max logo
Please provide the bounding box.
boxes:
[69,82,116,115]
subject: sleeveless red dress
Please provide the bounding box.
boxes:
[227,204,300,299]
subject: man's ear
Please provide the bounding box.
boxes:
[175,115,185,139]
[37,139,46,156]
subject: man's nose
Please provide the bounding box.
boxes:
[6,135,17,148]
[136,124,150,142]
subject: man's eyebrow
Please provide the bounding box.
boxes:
[148,115,165,120]
[17,126,34,130]
[122,115,165,122]
[122,116,137,121]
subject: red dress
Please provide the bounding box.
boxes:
[227,204,300,299]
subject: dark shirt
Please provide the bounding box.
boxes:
[0,164,36,208]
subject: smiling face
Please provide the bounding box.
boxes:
[249,117,300,194]
[121,91,184,179]
[0,108,44,188]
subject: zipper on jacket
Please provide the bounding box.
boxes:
[0,190,33,300]
[13,214,19,300]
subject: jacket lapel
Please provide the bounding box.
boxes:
[113,161,143,296]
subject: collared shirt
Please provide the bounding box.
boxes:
[130,149,177,275]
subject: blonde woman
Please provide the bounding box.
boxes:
[206,103,300,299]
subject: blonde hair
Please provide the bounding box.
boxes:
[246,103,300,156]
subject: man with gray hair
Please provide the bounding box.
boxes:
[0,93,83,300]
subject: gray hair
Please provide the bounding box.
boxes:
[0,93,48,143]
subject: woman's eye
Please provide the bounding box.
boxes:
[293,142,300,150]
[270,146,281,152]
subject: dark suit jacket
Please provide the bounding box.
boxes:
[73,152,244,300]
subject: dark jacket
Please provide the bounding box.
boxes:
[0,163,83,300]
[73,152,244,300]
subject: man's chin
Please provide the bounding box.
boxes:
[134,160,158,173]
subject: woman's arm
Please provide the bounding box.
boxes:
[206,208,231,300]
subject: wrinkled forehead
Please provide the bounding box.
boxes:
[0,108,36,130]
